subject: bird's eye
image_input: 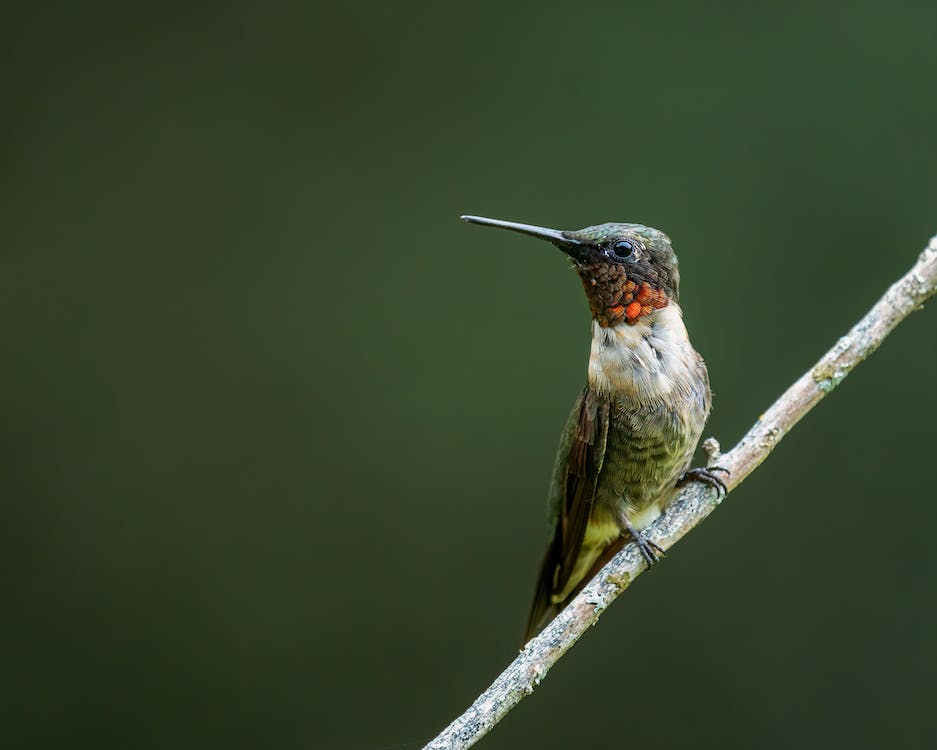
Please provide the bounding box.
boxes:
[611,240,634,260]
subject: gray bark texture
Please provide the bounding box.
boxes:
[424,235,937,750]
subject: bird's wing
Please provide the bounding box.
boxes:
[525,386,609,641]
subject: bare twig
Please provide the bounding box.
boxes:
[425,235,937,750]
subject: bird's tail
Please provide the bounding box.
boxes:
[521,536,625,645]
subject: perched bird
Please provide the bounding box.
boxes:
[461,215,726,641]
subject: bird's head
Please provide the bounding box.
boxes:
[462,215,680,327]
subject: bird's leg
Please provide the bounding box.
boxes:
[620,517,664,566]
[678,466,730,498]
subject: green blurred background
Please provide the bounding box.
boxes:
[3,2,937,748]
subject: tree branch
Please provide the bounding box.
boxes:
[425,235,937,750]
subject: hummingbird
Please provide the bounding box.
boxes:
[461,215,727,641]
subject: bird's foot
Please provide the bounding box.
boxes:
[621,524,665,566]
[678,466,730,498]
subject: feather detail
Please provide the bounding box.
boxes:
[524,387,609,642]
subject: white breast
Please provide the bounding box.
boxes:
[587,304,701,402]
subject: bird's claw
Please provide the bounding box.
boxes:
[679,466,731,498]
[623,529,665,566]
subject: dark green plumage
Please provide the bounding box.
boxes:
[461,215,715,643]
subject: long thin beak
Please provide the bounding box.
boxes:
[460,215,583,250]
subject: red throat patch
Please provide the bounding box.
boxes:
[583,270,669,327]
